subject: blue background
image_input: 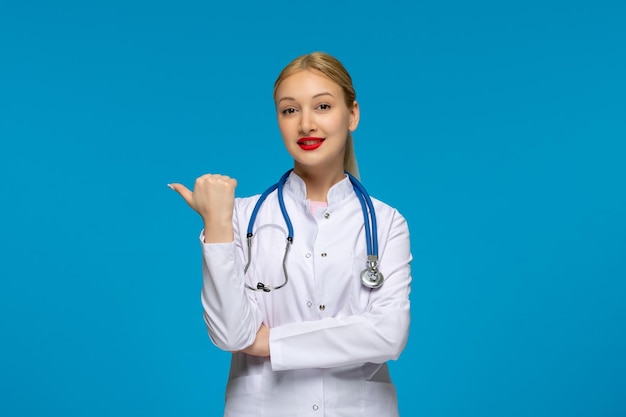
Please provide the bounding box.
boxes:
[1,1,625,416]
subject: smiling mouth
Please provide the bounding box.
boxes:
[297,137,325,150]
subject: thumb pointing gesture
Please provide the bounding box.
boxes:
[168,175,237,243]
[167,174,237,235]
[167,183,193,206]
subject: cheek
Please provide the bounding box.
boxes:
[328,115,351,133]
[278,122,291,140]
[278,121,296,146]
[277,116,295,131]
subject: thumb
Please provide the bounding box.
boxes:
[167,183,193,206]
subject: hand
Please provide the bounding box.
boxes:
[169,174,237,242]
[238,324,270,357]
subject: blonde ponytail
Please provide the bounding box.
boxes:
[344,132,360,180]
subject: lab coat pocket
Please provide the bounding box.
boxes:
[245,223,289,291]
[348,255,371,315]
[224,374,263,416]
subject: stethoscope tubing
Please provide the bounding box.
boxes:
[244,169,383,291]
[346,171,378,258]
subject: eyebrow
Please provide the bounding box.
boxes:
[276,92,335,105]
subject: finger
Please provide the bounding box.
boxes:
[196,174,237,188]
[167,183,193,205]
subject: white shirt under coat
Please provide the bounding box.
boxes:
[200,172,412,417]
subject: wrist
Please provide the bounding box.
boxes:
[202,221,234,243]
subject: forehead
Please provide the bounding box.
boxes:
[275,69,342,100]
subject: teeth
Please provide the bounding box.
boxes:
[299,139,323,145]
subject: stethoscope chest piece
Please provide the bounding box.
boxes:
[360,256,384,289]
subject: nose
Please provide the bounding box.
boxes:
[298,109,316,135]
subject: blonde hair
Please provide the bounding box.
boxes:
[274,51,360,179]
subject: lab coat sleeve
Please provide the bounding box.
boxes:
[269,209,412,371]
[200,202,264,352]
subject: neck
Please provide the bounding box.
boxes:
[293,164,345,202]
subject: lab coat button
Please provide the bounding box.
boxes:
[321,253,327,257]
[307,301,312,307]
[324,212,330,219]
[319,305,325,311]
[313,404,319,411]
[305,253,311,258]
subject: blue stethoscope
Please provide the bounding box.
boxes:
[243,169,384,292]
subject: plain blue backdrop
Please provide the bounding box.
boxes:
[1,1,624,416]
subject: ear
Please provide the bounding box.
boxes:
[349,100,360,132]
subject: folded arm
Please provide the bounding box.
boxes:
[269,210,412,370]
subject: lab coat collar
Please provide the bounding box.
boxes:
[284,171,355,207]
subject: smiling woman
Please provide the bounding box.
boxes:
[274,68,360,201]
[169,51,413,417]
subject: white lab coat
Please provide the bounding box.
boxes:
[200,172,412,417]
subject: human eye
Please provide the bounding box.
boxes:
[316,103,331,111]
[281,107,297,116]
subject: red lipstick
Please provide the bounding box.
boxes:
[297,137,325,151]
